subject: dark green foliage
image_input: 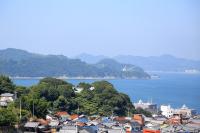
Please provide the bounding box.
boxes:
[0,76,151,122]
[40,87,60,101]
[0,48,149,78]
[76,81,134,116]
[20,78,76,117]
[19,95,50,118]
[78,82,91,90]
[25,78,136,116]
[0,108,18,126]
[39,77,69,86]
[53,96,70,111]
[0,75,15,94]
[92,80,114,91]
[57,85,75,98]
[15,86,29,97]
[22,78,145,117]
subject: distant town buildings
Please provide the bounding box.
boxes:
[160,105,174,118]
[160,104,196,118]
[175,104,197,118]
[134,99,158,113]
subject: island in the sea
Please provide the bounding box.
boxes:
[0,48,150,79]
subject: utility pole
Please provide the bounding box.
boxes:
[76,121,78,133]
[112,110,114,118]
[78,105,80,114]
[20,98,21,120]
[128,108,130,117]
[33,101,34,117]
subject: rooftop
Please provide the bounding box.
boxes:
[24,122,40,128]
[0,93,14,97]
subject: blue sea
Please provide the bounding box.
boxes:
[13,73,200,113]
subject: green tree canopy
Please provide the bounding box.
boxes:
[39,77,71,86]
[53,96,70,111]
[0,108,18,126]
[75,80,134,116]
[15,86,29,97]
[0,75,15,94]
[78,82,91,90]
[9,77,150,118]
[57,84,75,99]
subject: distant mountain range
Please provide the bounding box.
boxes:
[0,48,149,78]
[76,54,200,72]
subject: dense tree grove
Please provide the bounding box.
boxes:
[0,75,151,126]
[0,75,15,94]
[0,107,18,126]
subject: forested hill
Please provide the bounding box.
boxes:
[0,48,149,78]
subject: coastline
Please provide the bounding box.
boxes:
[10,76,117,80]
[10,76,150,80]
[147,70,200,74]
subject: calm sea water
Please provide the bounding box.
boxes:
[13,73,200,113]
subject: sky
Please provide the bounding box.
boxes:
[0,0,199,60]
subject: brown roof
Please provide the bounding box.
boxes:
[55,111,69,116]
[70,114,79,120]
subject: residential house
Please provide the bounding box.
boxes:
[0,93,15,107]
[160,105,174,118]
[73,87,84,93]
[175,104,196,118]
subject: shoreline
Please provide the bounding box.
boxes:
[147,70,200,74]
[10,72,200,80]
[10,76,150,80]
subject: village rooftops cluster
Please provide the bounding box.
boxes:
[22,111,200,133]
[23,112,145,133]
[160,104,197,118]
[134,100,197,118]
[1,92,200,133]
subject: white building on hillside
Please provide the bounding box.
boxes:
[89,87,95,91]
[160,105,174,118]
[0,93,15,106]
[73,87,84,93]
[134,100,158,113]
[160,104,196,118]
[175,104,196,117]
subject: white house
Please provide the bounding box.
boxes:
[160,104,196,118]
[0,93,15,106]
[160,105,174,118]
[175,104,196,117]
[73,87,84,93]
[89,87,95,91]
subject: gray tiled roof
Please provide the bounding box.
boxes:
[24,122,40,128]
[0,93,14,97]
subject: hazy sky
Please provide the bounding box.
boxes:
[0,0,199,59]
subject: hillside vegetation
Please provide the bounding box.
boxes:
[0,48,149,79]
[0,76,151,126]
